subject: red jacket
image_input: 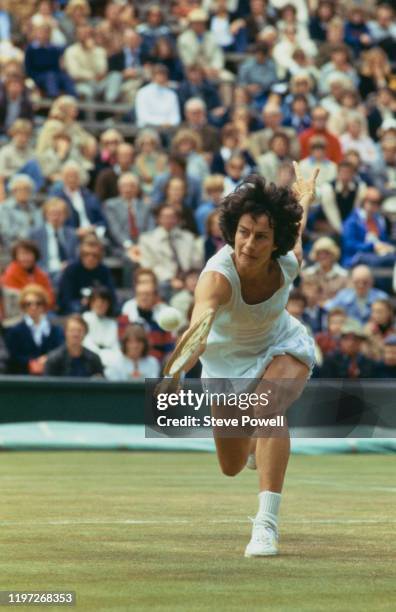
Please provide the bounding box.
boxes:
[299,128,343,163]
[1,261,55,308]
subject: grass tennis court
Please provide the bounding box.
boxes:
[1,452,395,611]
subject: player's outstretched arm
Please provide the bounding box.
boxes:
[292,161,319,266]
[178,271,231,373]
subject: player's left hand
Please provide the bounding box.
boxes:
[292,161,320,205]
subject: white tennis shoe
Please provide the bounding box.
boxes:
[244,518,279,557]
[246,452,257,470]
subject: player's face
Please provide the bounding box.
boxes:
[234,214,277,270]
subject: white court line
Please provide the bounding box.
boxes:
[0,518,395,527]
[292,479,396,493]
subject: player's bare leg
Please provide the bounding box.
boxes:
[245,354,310,557]
[213,435,251,477]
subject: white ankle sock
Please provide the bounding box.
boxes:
[256,490,281,527]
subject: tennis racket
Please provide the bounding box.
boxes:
[163,307,216,381]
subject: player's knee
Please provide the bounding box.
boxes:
[219,461,244,477]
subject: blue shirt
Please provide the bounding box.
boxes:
[325,287,389,324]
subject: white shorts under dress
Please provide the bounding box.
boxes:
[199,245,316,381]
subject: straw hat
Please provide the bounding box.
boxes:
[188,8,209,23]
[340,319,367,339]
[310,237,340,262]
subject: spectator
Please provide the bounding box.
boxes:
[325,265,388,325]
[178,69,224,126]
[376,334,396,378]
[82,287,120,368]
[160,176,197,234]
[170,269,200,326]
[1,240,55,308]
[121,283,174,363]
[171,129,209,182]
[57,236,117,315]
[244,0,271,44]
[299,106,342,163]
[319,44,357,95]
[272,25,317,80]
[177,9,225,82]
[30,197,79,286]
[209,0,246,52]
[133,129,168,197]
[93,129,124,178]
[94,143,135,202]
[358,48,394,100]
[204,209,225,261]
[318,160,367,235]
[0,175,42,251]
[300,278,326,334]
[223,153,246,194]
[108,28,144,105]
[367,3,396,59]
[105,323,160,381]
[257,132,292,184]
[343,6,371,57]
[309,0,335,42]
[248,103,300,161]
[342,187,395,268]
[315,306,347,357]
[104,173,154,257]
[58,0,91,44]
[302,237,348,304]
[283,72,317,111]
[339,114,378,166]
[238,42,278,106]
[5,284,63,374]
[28,129,86,191]
[147,37,184,83]
[0,72,34,135]
[151,153,202,210]
[135,64,181,129]
[283,94,312,134]
[45,314,104,378]
[50,161,106,239]
[0,120,34,194]
[24,20,75,98]
[211,123,255,177]
[35,95,91,157]
[180,97,220,157]
[138,204,203,299]
[63,23,120,103]
[363,298,396,360]
[195,174,225,235]
[299,136,337,188]
[136,4,172,56]
[372,136,396,198]
[367,88,396,143]
[319,319,377,379]
[0,287,9,373]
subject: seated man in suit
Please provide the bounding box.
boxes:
[45,314,103,378]
[108,28,144,105]
[137,204,203,300]
[50,160,107,239]
[104,173,154,258]
[57,235,117,315]
[30,197,79,287]
[5,284,64,374]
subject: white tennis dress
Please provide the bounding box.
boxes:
[199,245,315,379]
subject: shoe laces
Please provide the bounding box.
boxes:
[248,517,278,544]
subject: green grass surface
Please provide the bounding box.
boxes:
[1,452,395,611]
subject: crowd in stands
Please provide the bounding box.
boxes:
[0,0,396,381]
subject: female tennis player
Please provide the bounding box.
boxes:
[165,162,319,557]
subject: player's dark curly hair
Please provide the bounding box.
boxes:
[219,174,302,260]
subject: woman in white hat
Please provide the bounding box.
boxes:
[302,236,348,304]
